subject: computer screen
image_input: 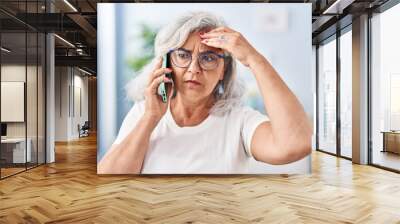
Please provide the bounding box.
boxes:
[1,123,7,137]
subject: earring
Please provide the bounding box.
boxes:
[218,81,224,95]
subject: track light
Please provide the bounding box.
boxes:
[1,47,11,53]
[78,67,93,76]
[54,34,75,48]
[63,0,78,12]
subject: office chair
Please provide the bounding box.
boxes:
[79,121,90,138]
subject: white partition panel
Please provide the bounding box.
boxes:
[1,82,25,122]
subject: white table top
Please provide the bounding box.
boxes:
[1,138,28,143]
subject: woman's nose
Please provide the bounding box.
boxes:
[187,56,201,74]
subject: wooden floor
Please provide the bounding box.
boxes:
[1,167,26,178]
[1,134,400,223]
[1,163,44,178]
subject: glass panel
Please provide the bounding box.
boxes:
[318,37,337,154]
[0,1,46,178]
[27,31,38,169]
[312,45,317,151]
[26,0,39,170]
[1,31,27,177]
[371,4,400,171]
[38,32,45,165]
[340,29,352,158]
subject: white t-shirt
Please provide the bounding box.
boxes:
[113,100,269,174]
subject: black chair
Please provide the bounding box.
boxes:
[78,121,90,138]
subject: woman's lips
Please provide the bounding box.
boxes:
[185,80,201,86]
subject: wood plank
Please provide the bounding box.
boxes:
[0,134,399,223]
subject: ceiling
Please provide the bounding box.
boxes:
[0,0,392,75]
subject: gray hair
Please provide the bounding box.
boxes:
[126,11,244,115]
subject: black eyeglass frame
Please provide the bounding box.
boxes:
[168,48,226,71]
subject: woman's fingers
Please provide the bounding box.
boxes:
[149,75,173,95]
[201,31,240,50]
[201,31,233,39]
[147,57,163,84]
[148,67,172,85]
[201,38,227,49]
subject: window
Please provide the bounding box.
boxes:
[371,2,400,171]
[339,29,352,158]
[318,37,337,154]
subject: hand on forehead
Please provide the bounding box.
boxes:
[183,31,223,53]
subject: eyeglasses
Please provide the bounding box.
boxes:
[169,48,226,71]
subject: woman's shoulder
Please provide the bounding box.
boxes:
[218,104,251,119]
[228,104,258,114]
[224,104,268,121]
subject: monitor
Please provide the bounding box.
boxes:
[1,123,7,137]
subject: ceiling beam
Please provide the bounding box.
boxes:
[322,0,356,14]
[67,13,97,44]
[55,55,96,71]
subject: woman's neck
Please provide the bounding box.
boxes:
[170,95,214,127]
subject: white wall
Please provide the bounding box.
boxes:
[71,72,89,138]
[55,67,89,141]
[55,67,68,141]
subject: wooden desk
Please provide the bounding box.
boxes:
[1,138,31,163]
[381,131,400,154]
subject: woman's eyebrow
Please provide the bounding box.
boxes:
[177,48,219,54]
[199,50,218,54]
[177,47,191,52]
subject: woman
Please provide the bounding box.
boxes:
[98,12,312,174]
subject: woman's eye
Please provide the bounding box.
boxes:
[178,53,190,59]
[202,55,216,62]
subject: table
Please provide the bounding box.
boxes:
[381,131,400,155]
[1,138,31,163]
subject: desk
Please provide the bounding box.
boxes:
[1,138,31,163]
[381,131,400,155]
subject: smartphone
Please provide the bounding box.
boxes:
[157,54,172,103]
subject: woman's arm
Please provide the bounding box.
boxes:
[247,54,312,165]
[98,58,174,173]
[202,27,312,164]
[97,115,158,174]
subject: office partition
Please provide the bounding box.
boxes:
[0,1,47,179]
